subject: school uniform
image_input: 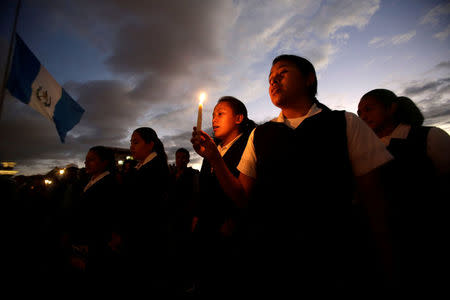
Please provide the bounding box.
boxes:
[382,124,450,288]
[196,133,247,235]
[122,152,170,287]
[68,171,120,274]
[194,132,252,296]
[381,123,450,175]
[237,101,393,292]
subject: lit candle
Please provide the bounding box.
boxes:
[197,92,206,132]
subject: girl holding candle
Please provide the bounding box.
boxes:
[190,96,256,296]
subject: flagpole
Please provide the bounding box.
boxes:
[0,0,22,119]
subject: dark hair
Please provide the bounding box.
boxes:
[361,89,424,126]
[361,89,397,108]
[88,146,116,172]
[272,54,317,98]
[133,127,168,163]
[176,148,190,159]
[217,96,257,135]
[396,96,424,126]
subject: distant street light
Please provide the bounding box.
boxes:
[59,169,65,175]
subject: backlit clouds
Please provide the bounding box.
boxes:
[391,30,416,45]
[420,2,450,26]
[434,24,450,41]
[311,0,380,38]
[420,2,450,41]
[369,30,416,48]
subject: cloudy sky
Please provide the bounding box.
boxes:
[0,0,449,176]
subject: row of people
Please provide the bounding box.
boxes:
[5,53,448,294]
[190,54,449,295]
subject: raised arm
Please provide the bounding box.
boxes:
[191,128,254,208]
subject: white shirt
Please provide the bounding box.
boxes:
[381,123,450,175]
[135,152,158,170]
[83,171,110,192]
[237,103,393,178]
[217,133,243,157]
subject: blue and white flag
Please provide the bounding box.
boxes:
[6,34,84,143]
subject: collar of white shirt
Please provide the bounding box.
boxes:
[217,133,243,157]
[380,123,411,146]
[272,103,323,129]
[84,171,110,192]
[135,151,158,170]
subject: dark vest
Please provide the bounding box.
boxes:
[197,132,250,234]
[385,126,437,228]
[123,154,170,250]
[71,173,119,244]
[250,103,354,277]
[387,126,434,181]
[385,126,441,233]
[385,126,446,285]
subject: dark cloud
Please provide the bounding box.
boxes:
[0,97,88,174]
[1,0,237,175]
[161,127,213,167]
[434,60,450,70]
[3,0,448,176]
[0,79,143,174]
[401,77,450,125]
[34,0,233,104]
[425,107,450,119]
[402,77,450,96]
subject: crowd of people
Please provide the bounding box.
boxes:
[2,54,449,295]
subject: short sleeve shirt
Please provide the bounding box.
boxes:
[237,103,393,178]
[381,123,450,175]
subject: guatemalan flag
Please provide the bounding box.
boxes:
[6,34,85,143]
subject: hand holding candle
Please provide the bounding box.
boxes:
[197,92,206,132]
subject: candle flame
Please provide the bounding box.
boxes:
[199,92,206,105]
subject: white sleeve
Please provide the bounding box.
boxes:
[345,112,394,176]
[237,128,257,179]
[427,127,450,175]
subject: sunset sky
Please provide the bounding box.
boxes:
[1,0,449,175]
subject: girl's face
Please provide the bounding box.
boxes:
[269,60,310,109]
[130,131,154,161]
[357,96,395,134]
[212,101,243,143]
[85,150,108,176]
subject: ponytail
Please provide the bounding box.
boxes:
[133,127,168,163]
[396,96,424,126]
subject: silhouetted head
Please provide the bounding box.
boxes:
[131,127,168,163]
[358,89,424,137]
[85,146,115,177]
[175,148,190,170]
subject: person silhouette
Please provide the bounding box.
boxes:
[358,89,450,289]
[122,127,170,294]
[192,55,395,294]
